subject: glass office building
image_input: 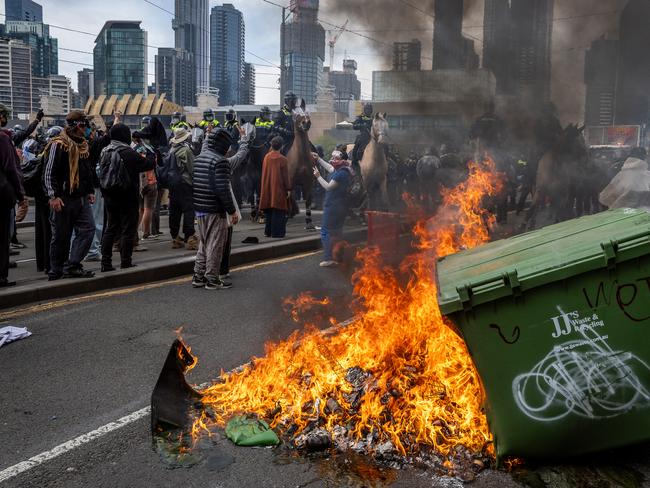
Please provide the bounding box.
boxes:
[5,0,42,22]
[94,21,147,96]
[210,3,245,106]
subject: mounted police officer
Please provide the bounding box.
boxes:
[170,112,190,131]
[274,91,298,154]
[351,103,373,166]
[223,108,240,145]
[254,106,275,146]
[198,109,219,132]
[469,101,505,159]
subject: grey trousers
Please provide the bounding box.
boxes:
[194,213,229,280]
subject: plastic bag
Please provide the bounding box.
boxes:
[225,416,280,447]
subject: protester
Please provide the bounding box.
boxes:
[42,111,97,280]
[99,123,155,271]
[312,150,353,267]
[259,136,291,238]
[0,103,29,287]
[192,128,248,290]
[168,127,197,250]
[599,147,650,210]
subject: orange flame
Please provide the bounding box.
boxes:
[193,159,502,458]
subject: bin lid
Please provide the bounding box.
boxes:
[437,209,650,314]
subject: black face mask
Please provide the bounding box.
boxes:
[0,116,7,128]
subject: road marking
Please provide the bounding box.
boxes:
[0,251,320,321]
[0,314,355,484]
[0,407,151,484]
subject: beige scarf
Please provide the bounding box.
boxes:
[44,129,90,194]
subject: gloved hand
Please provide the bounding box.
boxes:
[36,109,44,122]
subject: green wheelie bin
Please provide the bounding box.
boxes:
[437,209,650,460]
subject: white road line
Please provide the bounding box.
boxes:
[0,316,357,484]
[0,407,150,484]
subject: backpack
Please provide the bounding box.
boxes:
[156,149,183,190]
[21,155,45,198]
[99,146,131,193]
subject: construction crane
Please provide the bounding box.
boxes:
[328,19,349,71]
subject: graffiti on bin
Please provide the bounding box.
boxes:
[513,310,650,422]
[489,323,521,345]
[583,278,650,323]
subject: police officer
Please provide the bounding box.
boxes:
[224,108,240,143]
[140,116,152,130]
[198,109,219,132]
[170,112,190,131]
[469,101,505,158]
[351,103,373,166]
[254,106,275,145]
[274,91,298,154]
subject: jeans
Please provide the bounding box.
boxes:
[49,196,95,278]
[264,209,287,238]
[169,183,195,240]
[320,226,343,262]
[101,196,139,267]
[87,188,104,257]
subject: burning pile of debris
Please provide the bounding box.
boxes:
[154,161,503,481]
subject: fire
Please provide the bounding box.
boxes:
[191,159,503,460]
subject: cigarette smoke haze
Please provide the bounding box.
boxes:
[323,0,628,124]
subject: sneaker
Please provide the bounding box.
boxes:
[319,260,338,268]
[153,232,164,237]
[84,254,101,262]
[10,242,27,250]
[219,273,231,280]
[192,275,207,288]
[143,234,158,241]
[172,237,185,249]
[205,278,232,290]
[133,245,148,252]
[185,235,199,251]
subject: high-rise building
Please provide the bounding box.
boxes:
[584,38,618,126]
[281,0,326,104]
[77,68,94,106]
[0,38,32,116]
[483,0,514,94]
[94,21,147,96]
[155,47,196,107]
[5,0,42,22]
[32,74,70,114]
[393,40,421,71]
[241,62,256,105]
[615,0,650,126]
[174,0,209,95]
[433,0,465,70]
[210,3,245,106]
[329,59,361,102]
[510,0,553,103]
[5,21,58,77]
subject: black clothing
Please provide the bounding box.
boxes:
[101,197,139,268]
[535,115,563,154]
[12,118,39,148]
[34,198,51,272]
[352,115,372,163]
[470,112,505,149]
[220,226,233,276]
[273,107,294,148]
[43,136,95,199]
[0,207,10,281]
[193,143,248,216]
[169,182,195,240]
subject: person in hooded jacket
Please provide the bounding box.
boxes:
[99,123,155,271]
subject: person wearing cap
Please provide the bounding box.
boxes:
[0,103,29,287]
[168,127,197,250]
[42,110,98,280]
[192,127,249,290]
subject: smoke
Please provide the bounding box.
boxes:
[322,0,628,125]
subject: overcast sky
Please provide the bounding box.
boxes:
[0,1,627,121]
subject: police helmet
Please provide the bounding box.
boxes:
[260,106,271,115]
[363,104,373,116]
[141,116,152,127]
[284,91,297,107]
[226,108,237,122]
[46,126,63,140]
[13,124,23,132]
[203,109,214,121]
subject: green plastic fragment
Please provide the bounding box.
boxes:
[225,415,280,447]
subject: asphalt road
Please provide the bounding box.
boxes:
[0,252,649,488]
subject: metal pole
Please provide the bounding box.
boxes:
[280,6,286,104]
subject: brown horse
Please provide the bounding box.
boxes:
[527,124,588,228]
[286,109,316,229]
[360,113,389,209]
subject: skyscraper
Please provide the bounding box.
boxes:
[5,21,58,77]
[483,0,514,94]
[155,47,196,107]
[510,0,553,103]
[174,0,209,95]
[94,21,147,96]
[0,38,32,117]
[5,0,42,22]
[433,0,464,70]
[329,59,361,101]
[241,62,256,105]
[615,0,650,125]
[210,3,245,106]
[281,0,326,104]
[584,38,618,126]
[393,40,421,72]
[77,68,94,106]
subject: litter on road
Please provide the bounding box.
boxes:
[0,326,31,348]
